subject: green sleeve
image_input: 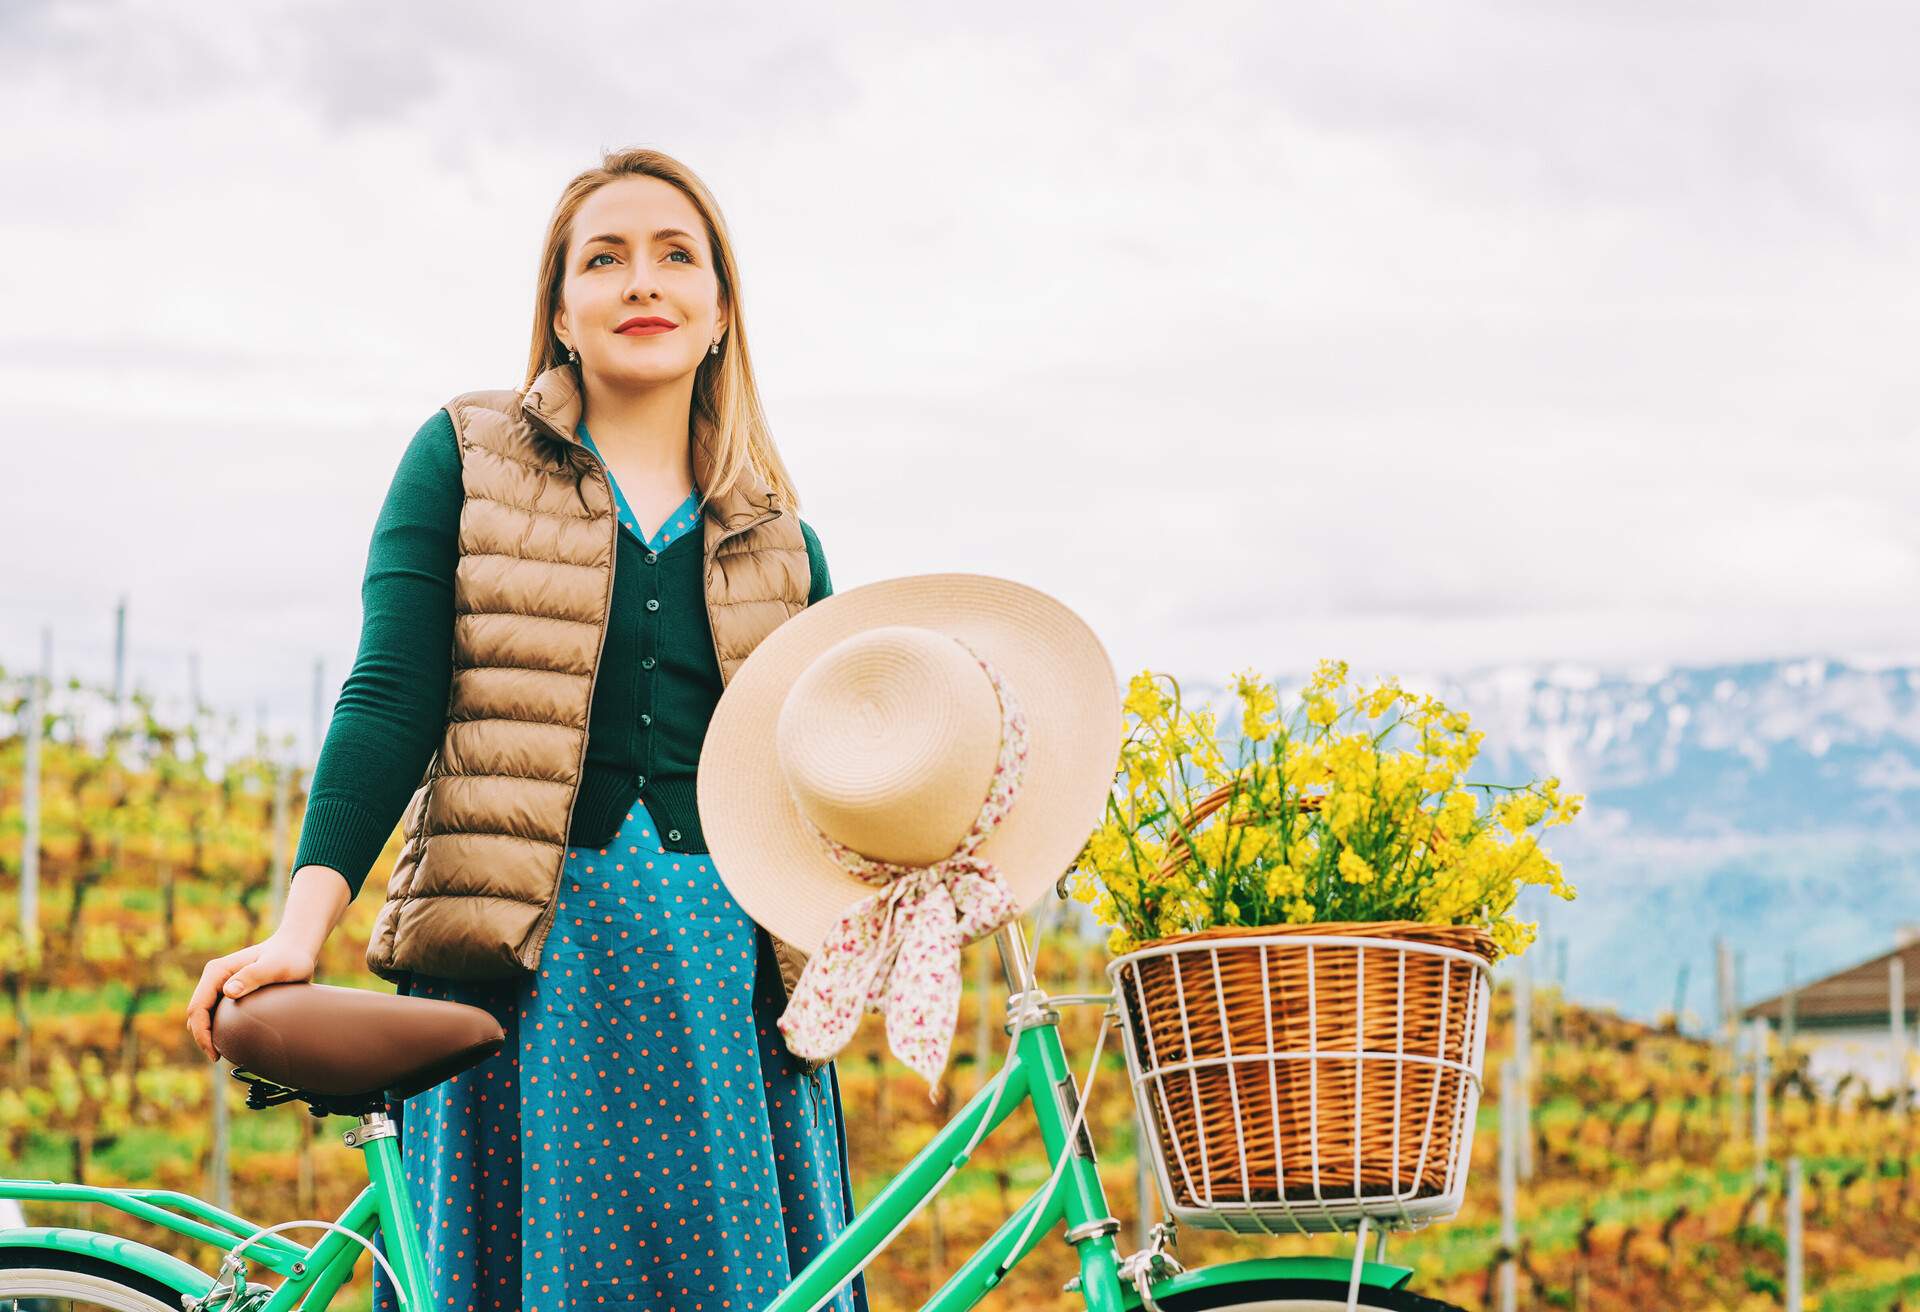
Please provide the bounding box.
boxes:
[801,517,833,605]
[292,409,462,902]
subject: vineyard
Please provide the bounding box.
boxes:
[4,669,1920,1310]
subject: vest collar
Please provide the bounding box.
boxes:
[520,361,778,531]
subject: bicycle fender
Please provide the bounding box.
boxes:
[1142,1254,1418,1303]
[0,1225,219,1300]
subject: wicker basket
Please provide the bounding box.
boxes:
[1110,921,1496,1234]
[1103,784,1499,1233]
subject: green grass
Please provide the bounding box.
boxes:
[1822,1270,1920,1311]
[23,983,178,1018]
[10,1109,317,1185]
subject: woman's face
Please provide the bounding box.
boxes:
[552,175,727,393]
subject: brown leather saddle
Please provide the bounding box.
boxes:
[211,980,505,1118]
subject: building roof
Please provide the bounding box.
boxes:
[1743,939,1920,1024]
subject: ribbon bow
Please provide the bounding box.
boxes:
[776,644,1029,1098]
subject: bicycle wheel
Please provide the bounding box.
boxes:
[1149,1276,1468,1311]
[0,1245,183,1310]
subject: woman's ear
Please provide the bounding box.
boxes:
[552,305,570,353]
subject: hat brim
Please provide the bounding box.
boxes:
[698,572,1123,955]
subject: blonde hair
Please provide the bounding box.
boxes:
[523,147,802,513]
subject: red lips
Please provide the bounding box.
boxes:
[617,316,677,332]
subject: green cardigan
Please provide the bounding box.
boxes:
[292,408,832,902]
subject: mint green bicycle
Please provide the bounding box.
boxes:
[0,911,1470,1311]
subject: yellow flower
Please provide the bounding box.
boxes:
[1087,825,1130,872]
[1437,790,1478,840]
[1091,660,1578,956]
[1234,827,1274,864]
[1325,790,1367,841]
[1359,682,1403,719]
[1235,673,1280,743]
[1188,822,1233,870]
[1307,658,1350,694]
[1264,863,1307,899]
[1440,729,1486,772]
[1548,788,1586,827]
[1326,732,1378,787]
[1378,749,1422,804]
[1124,671,1171,722]
[1283,748,1328,791]
[1497,793,1548,835]
[1189,711,1233,785]
[1337,849,1376,886]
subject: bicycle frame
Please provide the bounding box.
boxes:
[0,922,1421,1311]
[2,1113,429,1310]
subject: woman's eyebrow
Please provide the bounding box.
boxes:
[582,228,699,248]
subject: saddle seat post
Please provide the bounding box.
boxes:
[341,1109,434,1299]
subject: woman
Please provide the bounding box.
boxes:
[184,147,870,1312]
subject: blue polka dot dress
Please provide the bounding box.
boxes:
[371,425,870,1312]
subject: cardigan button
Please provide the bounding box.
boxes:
[640,713,652,726]
[667,829,681,842]
[635,774,646,788]
[641,656,656,670]
[645,598,660,612]
[644,551,658,564]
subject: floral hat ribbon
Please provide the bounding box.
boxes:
[775,641,1030,1097]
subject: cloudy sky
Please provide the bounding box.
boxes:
[4,0,1916,749]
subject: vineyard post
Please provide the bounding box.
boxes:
[1498,1057,1519,1312]
[1785,1156,1803,1311]
[1719,938,1741,1143]
[209,1056,232,1211]
[1751,1018,1769,1189]
[308,655,326,765]
[1892,954,1908,1114]
[15,628,53,1091]
[1515,950,1534,1181]
[267,748,293,928]
[19,628,49,959]
[1733,943,1747,1138]
[111,596,127,724]
[1782,950,1797,1053]
[1728,937,1743,1044]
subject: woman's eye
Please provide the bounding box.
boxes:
[667,248,694,264]
[586,252,615,269]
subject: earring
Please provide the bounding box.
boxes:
[709,339,720,356]
[567,345,579,364]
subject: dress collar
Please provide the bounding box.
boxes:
[519,361,778,530]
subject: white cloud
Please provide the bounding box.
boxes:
[2,0,1916,733]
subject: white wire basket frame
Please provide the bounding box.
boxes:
[1106,929,1495,1236]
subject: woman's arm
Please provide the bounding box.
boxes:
[188,410,462,1048]
[289,408,463,913]
[801,518,832,605]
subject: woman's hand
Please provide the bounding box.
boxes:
[184,934,319,1062]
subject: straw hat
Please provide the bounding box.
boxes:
[698,573,1122,1096]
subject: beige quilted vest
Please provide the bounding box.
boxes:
[364,362,826,1073]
